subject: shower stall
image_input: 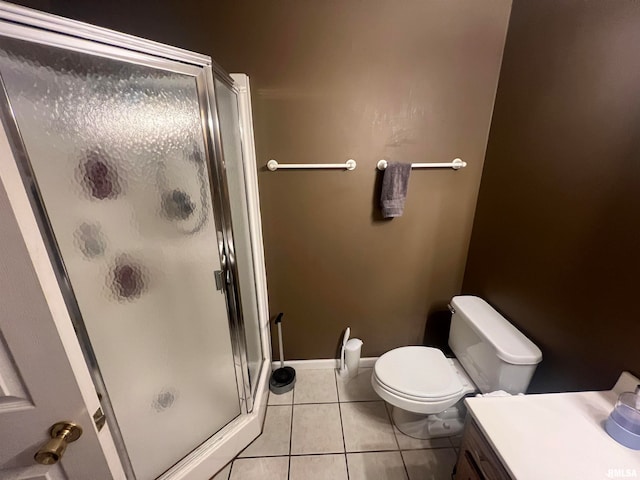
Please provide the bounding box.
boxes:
[0,3,269,480]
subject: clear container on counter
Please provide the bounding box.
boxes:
[606,386,640,450]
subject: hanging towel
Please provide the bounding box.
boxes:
[380,162,412,218]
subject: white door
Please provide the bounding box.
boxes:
[0,125,124,479]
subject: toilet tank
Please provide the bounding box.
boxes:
[448,296,542,394]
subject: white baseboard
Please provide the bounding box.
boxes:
[271,357,378,370]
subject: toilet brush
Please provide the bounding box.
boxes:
[269,312,296,394]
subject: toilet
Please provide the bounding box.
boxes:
[372,295,542,439]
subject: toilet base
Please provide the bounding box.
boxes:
[391,403,465,439]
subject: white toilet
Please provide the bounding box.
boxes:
[372,295,542,439]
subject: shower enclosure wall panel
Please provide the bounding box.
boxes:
[215,76,264,396]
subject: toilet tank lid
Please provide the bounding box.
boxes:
[451,296,542,365]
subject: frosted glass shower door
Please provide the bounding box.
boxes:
[0,35,240,479]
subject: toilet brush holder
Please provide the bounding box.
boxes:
[269,313,295,394]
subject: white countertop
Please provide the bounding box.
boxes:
[465,372,640,480]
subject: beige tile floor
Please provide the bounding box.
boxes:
[212,367,459,480]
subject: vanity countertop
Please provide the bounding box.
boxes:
[465,372,640,480]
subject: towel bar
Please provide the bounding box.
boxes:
[376,159,466,171]
[267,159,356,171]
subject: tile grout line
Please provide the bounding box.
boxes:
[235,445,454,460]
[287,385,295,480]
[334,369,350,480]
[288,399,385,405]
[385,403,411,480]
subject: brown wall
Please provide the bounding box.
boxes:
[18,0,512,359]
[463,0,640,393]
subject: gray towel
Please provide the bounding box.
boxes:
[380,162,412,218]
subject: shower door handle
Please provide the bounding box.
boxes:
[214,270,225,291]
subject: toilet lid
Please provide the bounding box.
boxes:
[374,346,463,400]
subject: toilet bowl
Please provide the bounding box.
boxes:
[372,346,475,414]
[372,346,476,438]
[372,296,542,439]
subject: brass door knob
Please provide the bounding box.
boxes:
[34,421,83,465]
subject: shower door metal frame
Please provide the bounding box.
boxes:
[0,2,263,478]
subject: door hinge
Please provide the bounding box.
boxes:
[93,407,106,431]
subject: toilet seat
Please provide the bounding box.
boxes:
[374,346,464,399]
[372,346,470,414]
[373,371,464,403]
[374,346,462,401]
